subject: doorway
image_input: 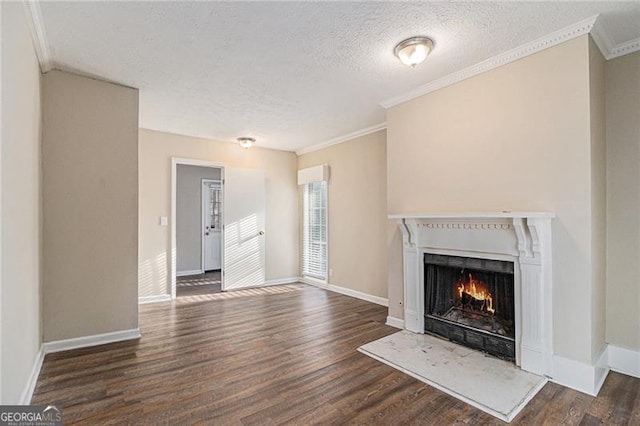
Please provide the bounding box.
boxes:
[174,161,224,298]
[170,157,267,299]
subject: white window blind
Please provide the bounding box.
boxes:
[302,181,327,280]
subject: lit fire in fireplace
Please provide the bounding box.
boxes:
[456,274,495,314]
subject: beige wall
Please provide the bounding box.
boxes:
[42,70,139,341]
[176,165,222,273]
[139,129,298,297]
[0,2,42,403]
[387,36,598,364]
[606,51,640,351]
[589,38,607,360]
[298,130,391,299]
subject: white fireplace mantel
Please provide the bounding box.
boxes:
[391,212,554,377]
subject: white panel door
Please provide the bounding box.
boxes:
[223,168,266,290]
[202,180,222,271]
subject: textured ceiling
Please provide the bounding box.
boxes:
[39,1,640,152]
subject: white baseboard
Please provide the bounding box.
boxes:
[328,283,388,307]
[594,345,610,395]
[299,276,328,288]
[265,277,300,286]
[139,294,172,304]
[550,345,610,396]
[386,316,405,329]
[43,328,141,354]
[608,344,640,379]
[176,269,203,277]
[550,355,596,395]
[221,278,301,292]
[19,346,44,404]
[301,276,388,307]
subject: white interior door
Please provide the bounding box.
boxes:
[223,168,266,290]
[202,180,222,271]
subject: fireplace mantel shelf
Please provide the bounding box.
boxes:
[388,211,555,220]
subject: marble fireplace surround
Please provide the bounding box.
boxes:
[390,212,554,378]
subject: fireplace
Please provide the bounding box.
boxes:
[392,212,554,377]
[424,254,515,360]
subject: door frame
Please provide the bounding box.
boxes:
[201,178,222,273]
[171,157,225,299]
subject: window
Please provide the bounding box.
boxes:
[302,181,327,280]
[208,183,222,229]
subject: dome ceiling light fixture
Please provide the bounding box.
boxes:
[237,137,255,149]
[394,36,434,68]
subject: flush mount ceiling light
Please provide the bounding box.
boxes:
[394,36,434,68]
[237,137,255,149]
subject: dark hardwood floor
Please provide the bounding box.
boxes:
[176,270,221,297]
[32,284,640,425]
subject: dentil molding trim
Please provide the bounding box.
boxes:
[591,17,640,60]
[418,222,512,230]
[608,37,640,60]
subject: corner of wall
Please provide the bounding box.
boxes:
[588,35,607,363]
[605,50,640,353]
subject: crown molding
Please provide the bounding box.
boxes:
[609,36,640,60]
[23,0,53,72]
[591,17,640,60]
[296,122,386,156]
[380,15,599,109]
[590,17,615,59]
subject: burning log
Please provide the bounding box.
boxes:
[456,273,495,314]
[461,291,488,312]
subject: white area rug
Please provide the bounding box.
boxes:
[358,331,547,422]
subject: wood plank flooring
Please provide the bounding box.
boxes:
[32,284,640,425]
[176,271,221,297]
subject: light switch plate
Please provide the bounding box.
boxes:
[160,216,168,226]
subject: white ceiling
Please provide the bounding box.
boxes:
[37,1,640,152]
